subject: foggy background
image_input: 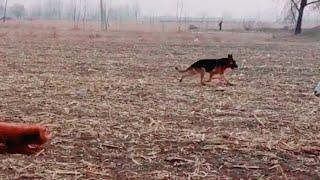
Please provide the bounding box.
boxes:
[0,0,319,23]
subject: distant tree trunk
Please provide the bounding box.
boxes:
[295,8,304,34]
[104,0,109,31]
[105,0,112,31]
[135,11,138,24]
[3,0,8,22]
[206,21,209,31]
[289,0,320,35]
[73,0,77,27]
[100,0,103,29]
[295,0,307,34]
[100,0,106,30]
[82,1,87,29]
[58,0,62,20]
[76,0,82,27]
[161,21,165,32]
[133,3,140,24]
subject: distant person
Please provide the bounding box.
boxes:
[219,20,223,31]
[188,24,199,31]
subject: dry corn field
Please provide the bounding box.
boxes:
[0,22,320,179]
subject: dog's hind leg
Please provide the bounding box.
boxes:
[200,73,205,85]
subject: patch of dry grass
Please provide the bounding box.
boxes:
[0,21,319,179]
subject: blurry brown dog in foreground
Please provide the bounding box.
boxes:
[175,54,238,85]
[0,123,50,155]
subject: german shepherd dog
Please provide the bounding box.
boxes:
[175,54,238,85]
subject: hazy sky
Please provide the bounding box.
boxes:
[131,0,281,19]
[4,0,284,21]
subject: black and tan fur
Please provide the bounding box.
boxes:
[175,54,238,85]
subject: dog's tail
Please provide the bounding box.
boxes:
[175,66,189,73]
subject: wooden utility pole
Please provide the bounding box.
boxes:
[3,0,8,22]
[176,0,183,32]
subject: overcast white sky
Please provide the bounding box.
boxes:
[4,0,284,21]
[131,0,281,19]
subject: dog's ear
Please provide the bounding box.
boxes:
[228,54,233,59]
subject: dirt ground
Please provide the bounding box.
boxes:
[0,21,319,179]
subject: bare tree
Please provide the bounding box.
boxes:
[100,0,107,30]
[29,0,42,19]
[72,0,78,27]
[132,2,140,24]
[70,0,87,29]
[99,0,112,31]
[10,3,25,19]
[105,0,112,31]
[285,1,298,24]
[82,0,87,28]
[76,0,82,27]
[43,0,62,20]
[287,0,320,34]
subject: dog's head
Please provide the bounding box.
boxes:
[227,54,238,69]
[27,125,51,145]
[314,82,320,97]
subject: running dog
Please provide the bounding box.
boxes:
[175,54,238,85]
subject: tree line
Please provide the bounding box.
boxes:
[0,0,320,34]
[0,0,140,24]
